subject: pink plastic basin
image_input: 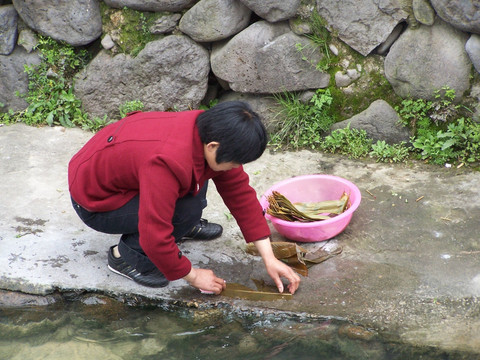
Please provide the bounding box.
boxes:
[260,174,361,242]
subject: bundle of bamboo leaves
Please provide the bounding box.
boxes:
[246,241,343,277]
[266,190,350,222]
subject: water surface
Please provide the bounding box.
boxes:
[0,295,474,360]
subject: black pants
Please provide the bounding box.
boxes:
[71,183,208,273]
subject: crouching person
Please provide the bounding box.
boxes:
[68,101,300,294]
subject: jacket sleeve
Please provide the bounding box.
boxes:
[213,166,270,243]
[138,155,192,281]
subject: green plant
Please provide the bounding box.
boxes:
[0,36,92,128]
[396,87,480,165]
[100,5,161,56]
[0,36,119,132]
[270,89,335,149]
[370,140,410,163]
[396,87,465,134]
[119,100,144,118]
[396,97,433,131]
[79,115,111,132]
[412,117,480,165]
[198,98,219,111]
[303,11,334,72]
[319,125,372,159]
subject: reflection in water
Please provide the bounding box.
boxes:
[0,297,474,360]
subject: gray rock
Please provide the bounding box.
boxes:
[298,90,315,104]
[466,34,480,74]
[430,0,480,34]
[179,0,251,42]
[316,0,408,56]
[385,18,470,101]
[469,83,480,122]
[289,18,312,36]
[412,0,435,26]
[211,21,290,92]
[17,28,37,53]
[331,100,410,144]
[0,289,60,307]
[218,91,280,130]
[256,32,330,92]
[12,0,102,46]
[74,35,209,119]
[149,13,181,35]
[103,0,196,12]
[335,69,360,88]
[328,44,338,56]
[211,21,329,93]
[101,34,115,50]
[238,0,301,23]
[0,46,41,112]
[0,5,18,55]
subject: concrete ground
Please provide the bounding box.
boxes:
[1,123,480,354]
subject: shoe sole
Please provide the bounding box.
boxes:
[108,264,169,288]
[108,264,134,281]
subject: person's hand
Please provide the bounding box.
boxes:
[253,238,301,294]
[264,257,301,294]
[183,267,226,295]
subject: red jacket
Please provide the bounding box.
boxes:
[68,110,270,280]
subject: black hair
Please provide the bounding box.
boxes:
[196,101,268,164]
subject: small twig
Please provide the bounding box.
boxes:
[415,196,424,202]
[366,189,376,199]
[440,217,451,221]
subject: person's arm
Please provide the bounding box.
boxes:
[253,238,301,294]
[183,267,226,294]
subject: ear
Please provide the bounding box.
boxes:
[205,141,220,153]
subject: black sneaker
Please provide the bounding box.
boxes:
[181,218,223,241]
[107,246,169,288]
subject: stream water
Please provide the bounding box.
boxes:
[0,294,474,360]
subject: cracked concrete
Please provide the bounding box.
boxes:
[1,123,480,354]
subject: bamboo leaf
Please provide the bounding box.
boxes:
[281,255,309,276]
[301,246,343,264]
[246,242,342,277]
[266,191,350,222]
[220,282,292,301]
[245,242,308,259]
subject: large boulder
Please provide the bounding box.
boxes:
[384,18,470,101]
[74,35,210,120]
[103,0,196,12]
[316,0,408,56]
[0,5,18,55]
[466,34,480,74]
[0,46,41,112]
[238,0,301,23]
[331,100,411,144]
[430,0,480,34]
[12,0,102,46]
[218,91,280,129]
[179,0,251,42]
[211,21,330,93]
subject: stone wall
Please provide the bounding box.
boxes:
[1,0,479,137]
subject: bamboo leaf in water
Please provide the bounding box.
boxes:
[220,282,292,301]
